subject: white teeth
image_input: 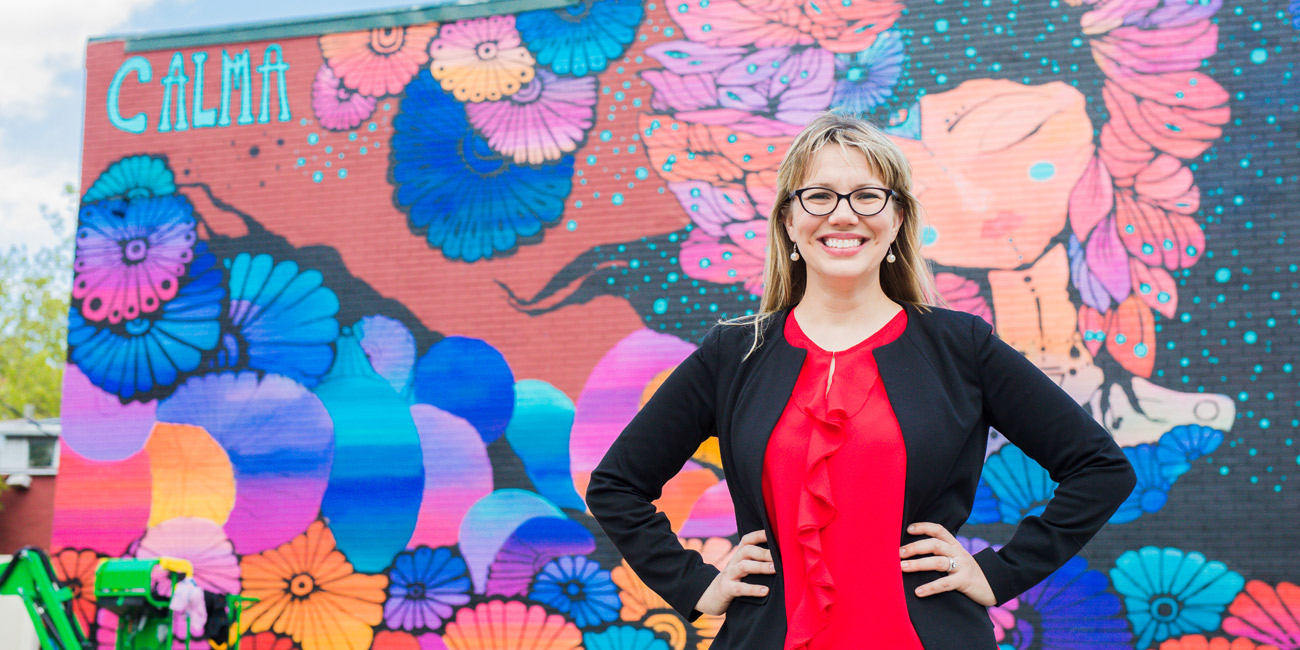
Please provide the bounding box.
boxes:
[823,239,863,249]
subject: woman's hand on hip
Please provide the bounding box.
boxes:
[695,529,775,616]
[899,522,996,606]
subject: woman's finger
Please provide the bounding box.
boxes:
[734,559,776,575]
[726,579,770,599]
[737,544,772,563]
[915,574,959,598]
[899,538,947,558]
[739,529,767,546]
[900,556,956,574]
[907,522,957,544]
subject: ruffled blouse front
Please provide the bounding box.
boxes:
[761,308,923,650]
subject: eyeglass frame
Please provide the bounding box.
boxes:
[790,186,896,217]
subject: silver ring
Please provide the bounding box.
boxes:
[947,558,959,573]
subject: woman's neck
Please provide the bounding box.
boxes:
[794,277,899,326]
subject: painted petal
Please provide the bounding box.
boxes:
[145,423,236,527]
[410,404,493,548]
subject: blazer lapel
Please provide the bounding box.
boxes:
[728,313,806,517]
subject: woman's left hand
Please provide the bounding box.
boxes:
[899,522,996,606]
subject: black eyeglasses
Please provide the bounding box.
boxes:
[791,186,895,217]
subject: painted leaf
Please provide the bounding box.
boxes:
[144,422,236,527]
[1105,296,1157,378]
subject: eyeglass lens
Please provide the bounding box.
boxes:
[798,188,890,216]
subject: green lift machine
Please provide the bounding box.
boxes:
[0,547,256,650]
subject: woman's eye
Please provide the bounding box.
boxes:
[805,191,834,202]
[854,190,886,201]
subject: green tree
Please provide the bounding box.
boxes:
[0,184,75,420]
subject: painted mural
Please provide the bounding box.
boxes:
[58,0,1299,648]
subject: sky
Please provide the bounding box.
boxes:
[0,0,439,252]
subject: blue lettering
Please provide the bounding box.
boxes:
[257,44,291,124]
[220,49,254,127]
[107,56,151,134]
[191,52,218,129]
[159,52,190,133]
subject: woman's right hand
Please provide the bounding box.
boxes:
[694,530,775,616]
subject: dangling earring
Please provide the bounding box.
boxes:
[790,244,800,262]
[886,246,897,263]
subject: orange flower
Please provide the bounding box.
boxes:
[1159,634,1280,650]
[50,548,100,635]
[611,542,727,650]
[240,521,388,650]
[441,600,580,650]
[320,24,439,97]
[429,16,535,102]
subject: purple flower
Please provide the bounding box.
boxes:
[312,63,377,131]
[384,547,472,631]
[831,30,904,114]
[1007,556,1133,650]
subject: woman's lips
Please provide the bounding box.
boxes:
[818,236,866,255]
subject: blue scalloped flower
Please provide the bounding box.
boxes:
[216,252,339,386]
[584,625,671,650]
[1004,556,1133,650]
[831,30,904,114]
[1156,424,1224,482]
[516,0,644,76]
[966,476,1001,525]
[1109,444,1171,524]
[392,70,574,262]
[1109,547,1245,649]
[83,154,176,202]
[981,444,1059,524]
[67,243,224,400]
[529,555,620,628]
[1290,0,1300,28]
[385,546,472,631]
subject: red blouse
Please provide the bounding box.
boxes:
[761,308,923,650]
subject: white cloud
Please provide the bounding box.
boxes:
[0,1,160,116]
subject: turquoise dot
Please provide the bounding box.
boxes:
[1134,343,1148,358]
[312,171,323,183]
[1215,268,1231,283]
[635,167,649,180]
[296,157,306,166]
[1221,466,1230,475]
[1251,48,1268,64]
[1029,162,1056,181]
[700,258,711,268]
[337,168,347,179]
[368,122,378,132]
[566,220,577,231]
[587,155,597,165]
[1261,419,1271,429]
[612,193,624,206]
[348,132,357,141]
[922,226,939,246]
[600,130,613,142]
[307,133,319,145]
[1244,331,1258,344]
[936,18,949,32]
[1115,334,1127,344]
[359,147,368,155]
[653,298,668,314]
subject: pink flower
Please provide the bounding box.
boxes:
[665,0,901,54]
[429,16,536,103]
[465,69,596,165]
[320,24,439,97]
[312,63,378,131]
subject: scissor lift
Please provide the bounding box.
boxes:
[0,546,92,650]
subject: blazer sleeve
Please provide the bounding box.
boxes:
[967,315,1137,605]
[585,326,724,620]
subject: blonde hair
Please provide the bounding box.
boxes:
[726,112,941,357]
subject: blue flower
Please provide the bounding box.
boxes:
[1156,424,1223,482]
[84,154,176,202]
[216,253,339,386]
[831,30,904,114]
[68,243,224,400]
[1008,556,1132,650]
[391,70,574,262]
[529,555,620,628]
[385,546,472,631]
[516,0,644,76]
[966,476,1001,525]
[1290,0,1300,28]
[981,443,1058,524]
[1109,546,1245,649]
[584,625,671,650]
[1109,444,1171,524]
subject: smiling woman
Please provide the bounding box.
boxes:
[586,112,1137,650]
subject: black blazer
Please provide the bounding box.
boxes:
[586,303,1136,650]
